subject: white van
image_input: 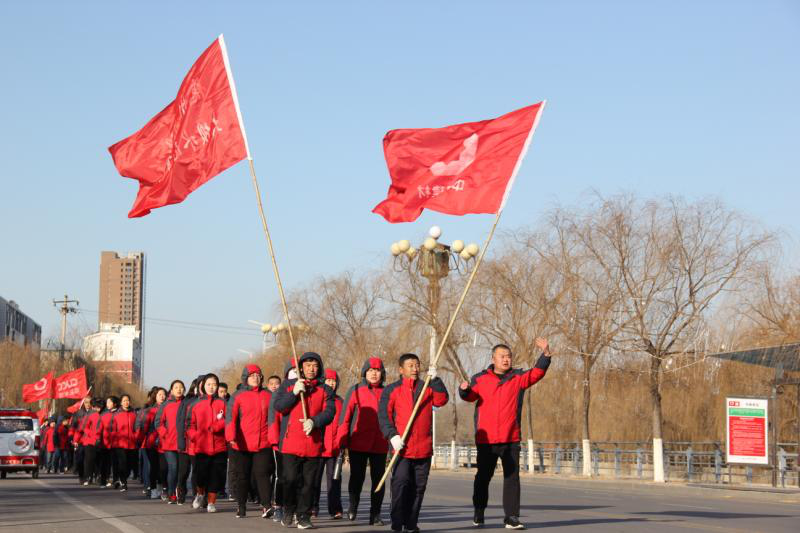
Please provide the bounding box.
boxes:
[0,408,41,478]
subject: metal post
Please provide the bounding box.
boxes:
[636,447,643,479]
[555,446,562,474]
[592,445,600,477]
[538,445,544,474]
[746,465,753,485]
[686,446,693,482]
[614,447,621,478]
[714,448,722,484]
[573,444,581,474]
[778,448,786,488]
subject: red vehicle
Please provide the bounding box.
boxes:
[0,409,41,478]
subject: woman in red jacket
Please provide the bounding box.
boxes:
[99,396,119,487]
[109,394,139,492]
[312,368,343,519]
[336,357,389,524]
[225,364,273,519]
[81,399,103,486]
[138,387,167,499]
[187,373,227,513]
[156,380,185,503]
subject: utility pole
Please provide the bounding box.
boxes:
[53,294,79,360]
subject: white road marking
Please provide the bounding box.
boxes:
[34,480,145,533]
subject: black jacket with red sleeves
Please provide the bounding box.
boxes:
[378,376,448,459]
[458,354,550,444]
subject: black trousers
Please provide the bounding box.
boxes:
[231,448,275,509]
[194,452,228,493]
[390,456,431,531]
[473,442,521,518]
[114,448,138,485]
[74,445,85,478]
[272,450,282,505]
[282,453,321,520]
[177,452,191,500]
[144,449,160,490]
[82,445,98,483]
[312,455,342,516]
[348,450,386,517]
[158,452,168,489]
[98,447,112,484]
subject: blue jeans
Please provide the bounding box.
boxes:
[164,451,179,497]
[139,448,150,489]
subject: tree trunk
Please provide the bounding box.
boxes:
[649,351,665,482]
[582,354,592,476]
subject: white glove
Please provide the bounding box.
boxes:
[302,418,314,436]
[427,366,437,379]
[293,380,306,396]
[390,435,405,452]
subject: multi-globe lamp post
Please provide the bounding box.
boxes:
[389,226,478,466]
[249,320,311,353]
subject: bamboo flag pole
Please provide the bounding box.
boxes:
[219,35,307,419]
[375,209,504,492]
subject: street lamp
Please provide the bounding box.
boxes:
[390,226,477,465]
[249,319,311,352]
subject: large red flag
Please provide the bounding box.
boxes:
[54,367,88,400]
[372,102,545,223]
[22,372,54,403]
[109,35,250,218]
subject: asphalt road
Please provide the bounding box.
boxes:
[0,470,798,532]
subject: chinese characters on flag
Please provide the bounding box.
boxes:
[53,367,88,400]
[372,102,545,223]
[109,36,249,217]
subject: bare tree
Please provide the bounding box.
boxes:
[578,194,773,481]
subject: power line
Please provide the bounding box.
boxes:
[78,309,261,337]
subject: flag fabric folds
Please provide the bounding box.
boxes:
[22,372,54,403]
[54,367,88,400]
[109,35,249,218]
[372,102,545,223]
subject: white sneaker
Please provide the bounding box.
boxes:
[105,482,113,487]
[82,481,89,486]
[207,503,217,513]
[192,495,203,509]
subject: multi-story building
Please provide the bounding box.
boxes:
[83,324,142,384]
[0,297,41,354]
[89,251,146,384]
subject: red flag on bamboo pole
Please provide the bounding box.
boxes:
[372,102,545,223]
[109,35,250,218]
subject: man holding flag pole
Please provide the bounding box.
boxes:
[372,101,547,531]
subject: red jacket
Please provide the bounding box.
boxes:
[99,410,115,449]
[80,411,102,446]
[155,397,183,452]
[225,385,272,452]
[273,376,336,457]
[189,394,227,455]
[43,426,57,452]
[378,377,448,459]
[322,396,343,458]
[459,355,550,444]
[336,383,388,454]
[57,425,70,450]
[109,409,139,449]
[136,406,159,449]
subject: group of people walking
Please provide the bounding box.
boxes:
[54,339,551,531]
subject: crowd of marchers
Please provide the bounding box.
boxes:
[43,339,552,531]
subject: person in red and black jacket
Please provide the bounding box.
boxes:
[137,387,167,499]
[311,368,343,519]
[272,352,336,530]
[80,398,103,485]
[71,397,93,480]
[266,362,294,522]
[378,353,448,533]
[336,356,389,524]
[225,364,274,519]
[42,419,57,473]
[56,417,70,473]
[156,380,185,503]
[188,373,227,513]
[108,394,139,491]
[459,339,552,530]
[98,396,119,487]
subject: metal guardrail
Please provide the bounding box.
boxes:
[432,441,800,488]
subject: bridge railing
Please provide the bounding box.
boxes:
[432,441,799,488]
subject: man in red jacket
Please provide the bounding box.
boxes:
[336,357,389,525]
[379,353,449,533]
[459,338,552,530]
[272,352,336,530]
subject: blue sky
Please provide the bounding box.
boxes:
[1,0,798,386]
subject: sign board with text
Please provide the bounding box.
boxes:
[725,397,769,465]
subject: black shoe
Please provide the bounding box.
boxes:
[236,506,246,518]
[504,516,525,530]
[370,515,385,526]
[405,528,421,533]
[473,508,485,526]
[347,510,357,521]
[281,512,294,527]
[297,516,314,529]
